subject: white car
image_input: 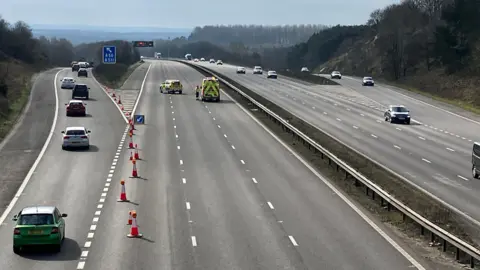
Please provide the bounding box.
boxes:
[209,59,215,63]
[60,77,76,89]
[194,58,199,62]
[236,67,246,74]
[331,71,342,79]
[362,77,375,86]
[301,67,310,73]
[253,66,263,74]
[216,60,223,65]
[200,58,205,61]
[267,70,277,79]
[61,126,91,150]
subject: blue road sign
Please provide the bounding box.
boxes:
[102,46,116,64]
[134,114,145,124]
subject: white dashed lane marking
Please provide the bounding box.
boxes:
[77,126,129,270]
[446,148,455,152]
[394,145,401,150]
[422,158,431,164]
[458,175,469,181]
[289,236,299,246]
[192,236,197,247]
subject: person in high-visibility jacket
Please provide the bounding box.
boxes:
[195,85,200,99]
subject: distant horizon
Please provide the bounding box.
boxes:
[30,24,193,33]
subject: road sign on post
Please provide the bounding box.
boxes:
[134,115,145,124]
[102,46,116,64]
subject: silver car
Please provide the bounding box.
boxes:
[61,127,91,150]
[384,105,411,124]
[60,77,76,89]
[362,76,374,86]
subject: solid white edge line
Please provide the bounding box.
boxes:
[77,261,86,269]
[0,68,64,225]
[218,87,426,270]
[191,236,197,246]
[131,63,152,116]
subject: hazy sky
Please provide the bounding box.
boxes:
[1,0,399,28]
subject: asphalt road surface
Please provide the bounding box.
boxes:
[0,68,126,269]
[80,60,433,270]
[195,62,480,223]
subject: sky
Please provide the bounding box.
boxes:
[0,0,400,29]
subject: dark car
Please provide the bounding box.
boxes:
[472,142,480,179]
[384,105,410,124]
[72,64,80,72]
[72,84,89,100]
[65,100,86,116]
[78,69,88,77]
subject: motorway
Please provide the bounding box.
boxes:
[77,60,433,269]
[0,67,126,269]
[193,62,480,223]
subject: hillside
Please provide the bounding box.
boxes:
[0,17,76,140]
[308,0,480,111]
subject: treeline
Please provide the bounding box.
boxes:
[188,25,326,47]
[288,0,480,79]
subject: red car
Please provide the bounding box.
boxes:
[65,100,86,116]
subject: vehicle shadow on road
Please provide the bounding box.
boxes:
[19,238,81,261]
[86,98,97,101]
[64,145,99,152]
[67,114,92,117]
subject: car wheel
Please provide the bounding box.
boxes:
[86,95,89,100]
[389,116,393,123]
[405,120,410,125]
[473,166,479,179]
[13,246,20,254]
[53,244,61,253]
[62,146,66,150]
[86,145,90,150]
[384,116,388,121]
[179,91,182,94]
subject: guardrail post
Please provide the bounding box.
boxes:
[366,186,369,196]
[456,248,460,261]
[371,191,375,200]
[443,239,447,252]
[431,232,435,242]
[421,226,424,235]
[387,202,391,211]
[470,256,475,268]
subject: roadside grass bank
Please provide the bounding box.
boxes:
[182,61,479,268]
[0,61,36,141]
[92,61,143,89]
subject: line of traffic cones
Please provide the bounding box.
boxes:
[128,135,134,149]
[118,95,122,104]
[134,144,140,160]
[127,211,142,238]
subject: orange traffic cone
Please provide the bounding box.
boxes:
[118,95,122,104]
[132,159,138,178]
[128,137,134,149]
[127,211,142,238]
[117,180,129,202]
[134,144,140,159]
[127,211,133,225]
[129,151,133,160]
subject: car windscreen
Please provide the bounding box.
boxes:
[19,214,54,225]
[332,71,340,74]
[364,77,373,80]
[392,107,408,112]
[66,130,86,136]
[75,85,87,91]
[171,82,181,86]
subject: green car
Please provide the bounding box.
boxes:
[12,206,67,253]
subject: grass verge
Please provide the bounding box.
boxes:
[182,61,480,266]
[93,61,143,89]
[378,79,480,115]
[0,61,35,142]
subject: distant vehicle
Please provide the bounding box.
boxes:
[12,206,67,254]
[65,100,86,117]
[61,126,91,150]
[194,58,199,62]
[216,60,223,65]
[331,71,342,79]
[140,56,145,59]
[253,66,263,74]
[384,105,410,124]
[301,67,310,73]
[185,54,192,60]
[209,59,215,63]
[77,68,88,77]
[155,52,161,59]
[200,58,205,61]
[160,79,183,94]
[72,84,90,100]
[267,70,277,79]
[362,77,374,86]
[236,67,246,74]
[72,64,80,72]
[200,77,220,102]
[472,142,480,179]
[60,77,75,89]
[78,62,87,68]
